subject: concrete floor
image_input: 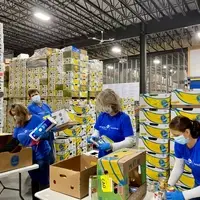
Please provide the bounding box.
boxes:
[0,172,31,200]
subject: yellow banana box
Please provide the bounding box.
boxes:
[146,152,169,169]
[56,149,76,162]
[97,149,146,200]
[79,91,88,98]
[171,89,200,106]
[176,184,191,192]
[139,109,170,124]
[140,122,169,139]
[76,146,87,155]
[68,104,94,115]
[55,137,76,152]
[140,93,171,109]
[170,154,191,173]
[171,108,200,121]
[176,172,195,189]
[76,135,87,148]
[138,136,169,154]
[67,112,95,124]
[146,165,169,181]
[60,125,84,137]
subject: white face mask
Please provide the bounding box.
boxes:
[31,95,41,104]
[102,106,113,114]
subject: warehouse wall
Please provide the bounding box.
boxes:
[103,51,187,93]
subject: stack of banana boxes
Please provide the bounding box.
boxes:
[88,60,103,98]
[139,93,171,185]
[121,97,136,142]
[170,89,200,191]
[55,100,96,162]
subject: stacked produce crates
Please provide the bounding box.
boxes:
[139,94,171,184]
[0,23,4,133]
[170,89,198,190]
[88,60,103,98]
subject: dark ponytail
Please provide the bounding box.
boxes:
[169,116,200,139]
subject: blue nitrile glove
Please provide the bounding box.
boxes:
[166,191,184,200]
[17,132,32,147]
[87,136,98,144]
[98,143,111,151]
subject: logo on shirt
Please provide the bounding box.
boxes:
[185,158,200,167]
[99,125,119,131]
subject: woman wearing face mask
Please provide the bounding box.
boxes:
[166,116,200,200]
[0,104,51,200]
[88,89,135,158]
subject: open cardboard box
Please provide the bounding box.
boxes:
[0,147,32,173]
[50,154,97,199]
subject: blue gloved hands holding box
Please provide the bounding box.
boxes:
[98,143,111,151]
[87,136,98,144]
[166,191,184,200]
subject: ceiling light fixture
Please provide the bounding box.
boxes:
[112,46,121,54]
[34,12,50,21]
[197,32,200,38]
[153,58,160,65]
[163,65,167,69]
[107,65,114,70]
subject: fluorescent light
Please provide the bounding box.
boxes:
[34,12,50,21]
[107,65,114,70]
[153,59,160,64]
[197,32,200,38]
[163,65,167,69]
[170,69,173,72]
[112,46,121,54]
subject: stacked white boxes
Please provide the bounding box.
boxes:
[139,94,171,183]
[88,60,103,98]
[170,89,199,190]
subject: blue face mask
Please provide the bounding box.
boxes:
[31,95,41,104]
[174,134,189,145]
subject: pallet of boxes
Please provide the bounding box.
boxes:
[139,94,171,187]
[170,89,198,191]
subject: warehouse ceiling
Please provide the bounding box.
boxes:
[1,0,200,59]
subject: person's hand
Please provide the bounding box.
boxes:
[98,143,111,151]
[87,136,98,144]
[166,191,184,200]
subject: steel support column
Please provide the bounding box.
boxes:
[140,23,147,94]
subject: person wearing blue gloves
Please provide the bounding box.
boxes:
[27,89,55,164]
[88,89,135,158]
[167,116,200,200]
[0,104,51,200]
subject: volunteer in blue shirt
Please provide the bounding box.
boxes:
[27,89,55,164]
[88,89,135,158]
[167,116,200,200]
[0,104,51,200]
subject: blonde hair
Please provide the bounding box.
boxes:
[96,89,121,113]
[9,104,30,127]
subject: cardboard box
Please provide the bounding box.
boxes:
[139,109,170,124]
[0,148,32,172]
[55,136,76,152]
[67,112,95,124]
[52,109,70,126]
[146,152,169,169]
[138,136,169,154]
[140,93,171,109]
[146,165,169,181]
[56,149,76,162]
[89,176,98,200]
[97,148,146,200]
[140,123,169,139]
[171,89,200,106]
[50,155,97,199]
[171,108,200,120]
[176,172,194,189]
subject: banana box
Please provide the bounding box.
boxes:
[171,89,200,106]
[76,146,87,156]
[170,139,175,154]
[55,136,76,152]
[76,135,87,148]
[146,152,169,169]
[176,172,195,189]
[79,91,88,98]
[140,93,171,109]
[176,184,191,192]
[139,109,170,124]
[97,149,147,200]
[170,154,191,173]
[67,112,95,124]
[140,123,169,139]
[138,136,169,154]
[56,149,77,162]
[86,124,95,135]
[146,165,169,181]
[63,64,79,72]
[171,108,200,121]
[68,104,93,115]
[52,109,70,127]
[60,125,83,137]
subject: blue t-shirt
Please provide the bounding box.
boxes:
[28,102,52,119]
[95,112,134,157]
[13,115,51,161]
[175,138,200,185]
